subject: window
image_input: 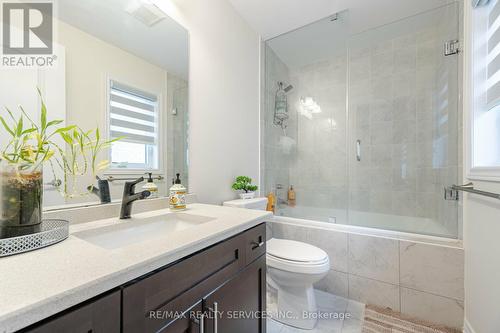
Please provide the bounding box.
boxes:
[470,0,500,177]
[108,80,160,171]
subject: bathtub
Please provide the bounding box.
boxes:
[267,212,464,327]
[275,205,460,246]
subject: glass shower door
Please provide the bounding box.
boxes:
[263,15,350,224]
[347,3,461,238]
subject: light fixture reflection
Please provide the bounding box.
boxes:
[297,97,321,119]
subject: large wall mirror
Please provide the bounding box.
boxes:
[0,0,189,210]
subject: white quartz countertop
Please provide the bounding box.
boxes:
[0,204,272,333]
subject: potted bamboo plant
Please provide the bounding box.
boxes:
[0,93,74,238]
[0,90,119,238]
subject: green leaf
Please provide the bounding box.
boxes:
[18,105,37,129]
[95,127,100,141]
[5,107,16,123]
[37,87,47,130]
[41,102,47,130]
[22,127,37,135]
[60,132,73,145]
[0,116,14,136]
[108,136,124,143]
[55,125,76,133]
[16,115,23,136]
[46,120,63,127]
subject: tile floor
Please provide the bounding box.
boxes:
[267,289,365,333]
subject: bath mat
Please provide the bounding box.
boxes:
[362,304,461,333]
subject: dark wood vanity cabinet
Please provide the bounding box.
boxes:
[123,223,266,333]
[22,223,267,333]
[23,291,121,333]
[203,256,266,333]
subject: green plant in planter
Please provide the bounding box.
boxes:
[231,176,258,193]
[0,89,122,237]
[0,90,75,237]
[49,127,121,198]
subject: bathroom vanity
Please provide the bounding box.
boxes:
[0,204,271,333]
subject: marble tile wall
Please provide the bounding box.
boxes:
[288,55,349,211]
[261,45,298,199]
[270,221,464,329]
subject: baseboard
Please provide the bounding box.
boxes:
[463,319,476,333]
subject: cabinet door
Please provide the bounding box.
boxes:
[122,234,246,333]
[245,224,266,264]
[160,302,203,333]
[24,291,120,333]
[203,256,266,333]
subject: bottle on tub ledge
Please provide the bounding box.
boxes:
[169,173,187,211]
[287,185,296,207]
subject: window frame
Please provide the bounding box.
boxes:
[466,0,500,181]
[104,76,165,176]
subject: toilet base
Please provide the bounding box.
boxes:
[273,282,318,330]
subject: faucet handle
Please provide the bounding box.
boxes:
[124,177,145,194]
[128,176,145,186]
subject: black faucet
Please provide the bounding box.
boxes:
[87,176,111,204]
[120,177,151,219]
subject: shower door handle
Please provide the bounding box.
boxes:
[356,140,361,161]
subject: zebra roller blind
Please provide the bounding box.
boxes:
[109,81,158,145]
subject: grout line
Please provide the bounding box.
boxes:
[347,233,351,300]
[398,239,402,311]
[348,272,399,287]
[399,285,464,303]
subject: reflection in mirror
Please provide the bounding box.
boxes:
[0,0,189,210]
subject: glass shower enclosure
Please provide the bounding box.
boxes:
[261,3,462,238]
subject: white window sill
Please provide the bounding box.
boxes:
[467,167,500,182]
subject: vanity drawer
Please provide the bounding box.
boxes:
[122,233,246,333]
[245,223,266,264]
[23,291,120,333]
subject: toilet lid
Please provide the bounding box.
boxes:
[267,238,328,263]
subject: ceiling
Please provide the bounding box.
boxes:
[57,0,189,79]
[228,0,455,40]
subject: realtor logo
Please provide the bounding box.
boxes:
[1,1,56,67]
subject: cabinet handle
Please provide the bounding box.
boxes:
[251,241,264,250]
[192,313,204,333]
[208,302,218,333]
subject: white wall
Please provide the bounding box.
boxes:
[155,0,261,204]
[463,3,500,333]
[57,19,170,203]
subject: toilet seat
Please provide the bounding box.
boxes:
[266,238,330,274]
[267,253,330,274]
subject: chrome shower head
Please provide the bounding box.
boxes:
[284,84,293,93]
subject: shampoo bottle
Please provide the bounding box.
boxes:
[287,185,296,207]
[266,192,276,213]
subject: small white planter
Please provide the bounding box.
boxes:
[239,192,256,200]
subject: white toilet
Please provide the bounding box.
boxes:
[222,197,330,330]
[267,238,330,330]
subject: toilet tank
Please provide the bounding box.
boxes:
[223,197,268,210]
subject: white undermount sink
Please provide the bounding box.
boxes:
[73,213,215,249]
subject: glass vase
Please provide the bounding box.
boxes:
[0,163,43,238]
